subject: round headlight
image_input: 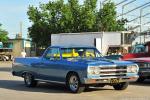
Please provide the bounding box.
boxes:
[127,65,138,73]
[94,67,100,75]
[88,67,100,75]
[88,67,95,75]
[127,67,131,72]
[131,66,138,73]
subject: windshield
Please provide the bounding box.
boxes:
[131,45,145,53]
[61,48,102,59]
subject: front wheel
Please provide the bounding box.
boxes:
[66,73,85,93]
[113,82,129,90]
[24,73,37,87]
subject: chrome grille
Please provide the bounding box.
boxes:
[99,66,127,77]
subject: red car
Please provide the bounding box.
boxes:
[121,42,150,60]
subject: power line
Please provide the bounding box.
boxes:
[121,0,136,19]
[115,0,128,6]
[118,1,150,17]
[117,13,150,19]
[143,21,150,25]
[128,13,150,22]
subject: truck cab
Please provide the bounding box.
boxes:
[121,42,150,60]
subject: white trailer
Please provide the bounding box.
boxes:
[51,32,131,55]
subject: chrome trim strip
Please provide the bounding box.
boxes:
[35,79,65,84]
[100,73,126,76]
[100,69,127,72]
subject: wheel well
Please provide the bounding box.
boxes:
[66,71,80,81]
[22,72,26,77]
[21,72,32,78]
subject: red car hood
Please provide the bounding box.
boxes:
[127,57,150,62]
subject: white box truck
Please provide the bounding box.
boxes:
[51,32,131,55]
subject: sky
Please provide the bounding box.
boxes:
[0,0,150,39]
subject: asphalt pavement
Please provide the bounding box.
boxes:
[0,62,150,100]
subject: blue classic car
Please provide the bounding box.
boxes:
[12,46,139,93]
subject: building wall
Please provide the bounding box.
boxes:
[8,39,36,57]
[12,39,23,57]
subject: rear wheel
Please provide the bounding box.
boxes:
[24,73,37,87]
[66,73,85,93]
[113,82,129,90]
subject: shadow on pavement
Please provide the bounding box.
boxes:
[84,87,113,92]
[0,67,11,72]
[0,80,113,93]
[130,79,150,87]
[0,80,69,93]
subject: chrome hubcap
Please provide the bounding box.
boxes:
[25,74,31,85]
[69,75,79,91]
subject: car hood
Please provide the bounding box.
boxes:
[69,58,135,66]
[127,57,150,62]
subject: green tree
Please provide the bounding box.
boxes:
[0,24,8,42]
[27,0,126,48]
[80,0,97,32]
[27,0,65,48]
[68,0,81,32]
[96,1,125,31]
[116,18,128,31]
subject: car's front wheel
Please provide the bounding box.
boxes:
[24,73,37,87]
[66,73,85,93]
[113,82,129,90]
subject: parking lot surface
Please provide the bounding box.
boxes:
[0,62,150,100]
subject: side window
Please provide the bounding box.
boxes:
[61,48,74,58]
[44,48,60,60]
[85,49,95,57]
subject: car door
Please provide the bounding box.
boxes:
[37,47,66,83]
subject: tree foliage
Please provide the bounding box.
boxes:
[0,24,8,42]
[27,0,125,48]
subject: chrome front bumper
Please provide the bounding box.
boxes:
[83,75,139,84]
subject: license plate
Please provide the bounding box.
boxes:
[110,78,120,84]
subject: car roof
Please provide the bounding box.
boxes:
[49,45,96,49]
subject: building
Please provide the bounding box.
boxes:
[1,38,36,58]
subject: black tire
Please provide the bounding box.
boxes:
[113,82,129,90]
[66,73,85,93]
[24,73,37,87]
[137,77,145,82]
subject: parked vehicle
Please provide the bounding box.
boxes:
[104,55,122,60]
[121,42,150,60]
[125,57,150,82]
[12,46,139,93]
[0,48,13,61]
[51,32,132,55]
[0,54,9,61]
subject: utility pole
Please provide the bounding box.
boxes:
[122,0,136,20]
[19,22,22,38]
